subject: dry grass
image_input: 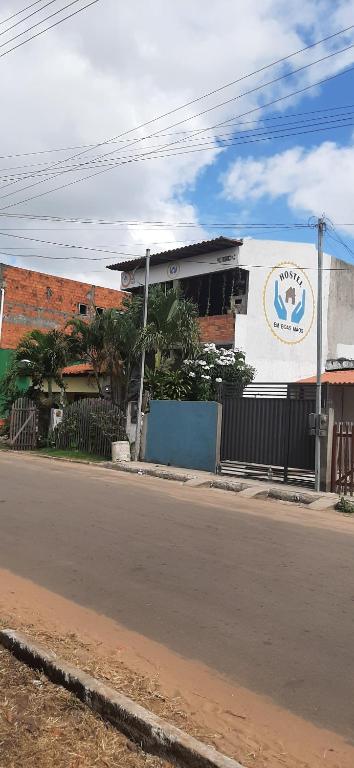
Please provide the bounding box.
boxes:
[0,613,215,768]
[0,646,168,768]
[0,615,201,737]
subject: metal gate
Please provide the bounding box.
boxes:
[220,388,315,485]
[331,422,354,496]
[9,396,38,450]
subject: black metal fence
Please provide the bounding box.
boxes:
[220,385,315,485]
[53,398,126,459]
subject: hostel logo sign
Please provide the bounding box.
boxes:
[263,262,315,344]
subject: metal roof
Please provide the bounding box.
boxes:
[107,236,242,272]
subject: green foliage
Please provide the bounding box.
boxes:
[138,285,200,371]
[183,344,255,401]
[0,358,30,416]
[15,329,70,401]
[335,496,354,514]
[67,300,141,405]
[145,366,189,400]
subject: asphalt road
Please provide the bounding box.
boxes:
[1,452,354,738]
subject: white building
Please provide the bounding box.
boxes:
[108,237,353,383]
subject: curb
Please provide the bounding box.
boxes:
[0,629,244,768]
[7,450,338,510]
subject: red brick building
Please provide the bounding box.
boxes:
[0,263,125,376]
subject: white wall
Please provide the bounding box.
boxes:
[236,239,331,382]
[121,245,240,289]
[123,237,337,383]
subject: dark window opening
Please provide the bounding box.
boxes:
[96,306,104,315]
[180,268,248,317]
[78,303,88,316]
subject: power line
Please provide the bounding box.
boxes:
[3,57,354,213]
[1,110,354,179]
[0,0,98,61]
[0,213,309,226]
[0,0,94,51]
[1,23,353,208]
[0,0,60,37]
[0,0,47,26]
[1,101,354,163]
[0,230,144,256]
[0,116,348,182]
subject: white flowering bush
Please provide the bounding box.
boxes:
[182,344,255,400]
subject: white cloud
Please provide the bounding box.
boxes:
[221,138,354,230]
[0,0,353,285]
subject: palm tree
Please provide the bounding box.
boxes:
[16,329,70,403]
[137,285,200,371]
[67,298,142,405]
[67,313,108,398]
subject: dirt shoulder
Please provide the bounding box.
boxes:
[1,569,354,768]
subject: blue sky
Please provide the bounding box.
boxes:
[186,67,354,263]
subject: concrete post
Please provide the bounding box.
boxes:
[320,406,334,492]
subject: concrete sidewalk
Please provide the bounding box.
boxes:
[110,460,338,511]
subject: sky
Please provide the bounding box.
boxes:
[0,0,354,287]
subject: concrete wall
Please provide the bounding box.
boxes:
[327,257,354,361]
[121,245,240,289]
[145,400,221,472]
[234,239,331,382]
[0,263,126,349]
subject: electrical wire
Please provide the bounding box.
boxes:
[0,0,98,61]
[2,57,354,213]
[0,213,309,227]
[0,0,47,26]
[1,110,354,179]
[1,101,354,163]
[1,23,353,209]
[0,0,61,37]
[0,0,94,50]
[0,230,144,256]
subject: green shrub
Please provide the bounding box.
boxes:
[335,496,354,514]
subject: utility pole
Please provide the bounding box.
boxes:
[315,217,325,492]
[134,248,150,462]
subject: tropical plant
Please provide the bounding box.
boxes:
[137,285,200,371]
[0,357,29,416]
[15,329,70,403]
[145,365,190,400]
[67,298,142,405]
[182,344,255,401]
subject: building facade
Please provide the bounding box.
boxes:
[0,263,126,379]
[109,236,354,383]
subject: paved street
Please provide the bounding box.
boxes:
[0,452,354,740]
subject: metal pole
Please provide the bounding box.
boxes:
[134,248,150,461]
[315,217,325,492]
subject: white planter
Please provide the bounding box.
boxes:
[112,440,131,463]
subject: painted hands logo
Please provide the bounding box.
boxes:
[263,262,314,345]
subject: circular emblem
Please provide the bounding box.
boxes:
[121,271,133,289]
[167,263,180,278]
[263,262,315,345]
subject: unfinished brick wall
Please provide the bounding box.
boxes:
[0,264,125,349]
[198,314,235,345]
